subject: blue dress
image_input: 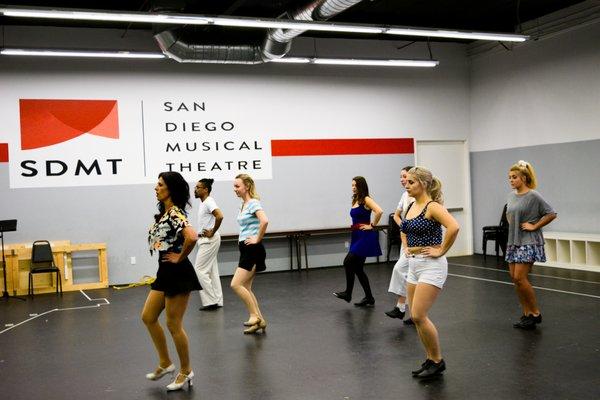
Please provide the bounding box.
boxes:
[349,205,382,258]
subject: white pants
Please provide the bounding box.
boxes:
[388,252,409,297]
[193,233,223,306]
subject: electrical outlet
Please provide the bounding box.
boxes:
[130,256,136,265]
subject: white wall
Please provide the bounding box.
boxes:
[470,21,600,152]
[469,21,600,252]
[0,29,471,284]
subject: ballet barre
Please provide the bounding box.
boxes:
[293,226,389,270]
[219,226,391,271]
[220,231,301,270]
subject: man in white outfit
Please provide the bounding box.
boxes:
[385,166,415,324]
[193,179,224,311]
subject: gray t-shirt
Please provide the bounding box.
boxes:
[506,190,556,246]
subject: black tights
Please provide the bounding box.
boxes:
[343,252,373,299]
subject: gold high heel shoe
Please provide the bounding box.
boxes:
[243,318,267,334]
[243,317,260,327]
[166,371,194,391]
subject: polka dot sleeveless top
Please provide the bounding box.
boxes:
[401,201,443,247]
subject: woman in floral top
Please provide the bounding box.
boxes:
[143,172,200,391]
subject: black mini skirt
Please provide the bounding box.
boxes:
[238,242,267,272]
[151,254,202,297]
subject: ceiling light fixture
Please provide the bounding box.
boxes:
[208,17,384,33]
[0,49,166,59]
[0,9,210,25]
[384,28,527,42]
[270,57,312,64]
[271,57,439,67]
[0,6,528,42]
[0,50,436,67]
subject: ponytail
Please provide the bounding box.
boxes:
[429,177,443,204]
[408,166,444,204]
[510,160,538,189]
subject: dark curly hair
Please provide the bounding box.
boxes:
[155,171,191,222]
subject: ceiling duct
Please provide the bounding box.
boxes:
[154,30,264,64]
[154,0,365,64]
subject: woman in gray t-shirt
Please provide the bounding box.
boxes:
[506,160,557,330]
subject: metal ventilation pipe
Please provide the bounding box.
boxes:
[154,0,365,64]
[154,30,264,64]
[263,0,364,59]
[267,0,363,44]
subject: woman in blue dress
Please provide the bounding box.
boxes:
[334,176,383,307]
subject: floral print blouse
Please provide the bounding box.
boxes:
[148,206,190,255]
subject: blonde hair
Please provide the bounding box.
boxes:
[235,173,260,199]
[407,166,443,204]
[509,160,537,189]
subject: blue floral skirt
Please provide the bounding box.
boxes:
[505,244,546,264]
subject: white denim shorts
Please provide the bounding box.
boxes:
[407,255,448,289]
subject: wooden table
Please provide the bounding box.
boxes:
[0,241,108,296]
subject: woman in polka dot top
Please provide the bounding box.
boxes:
[401,166,459,380]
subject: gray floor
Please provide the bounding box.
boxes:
[1,255,599,400]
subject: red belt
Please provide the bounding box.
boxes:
[351,223,369,231]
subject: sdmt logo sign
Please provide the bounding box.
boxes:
[10,99,134,188]
[20,99,119,149]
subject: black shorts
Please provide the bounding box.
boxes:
[150,254,202,297]
[238,241,267,272]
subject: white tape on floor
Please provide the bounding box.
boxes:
[0,290,110,335]
[447,273,600,299]
[449,262,600,285]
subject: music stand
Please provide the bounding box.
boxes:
[1,219,25,301]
